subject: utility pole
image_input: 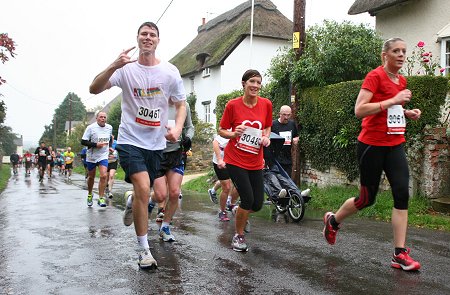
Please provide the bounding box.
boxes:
[68,93,72,137]
[53,117,57,148]
[291,0,306,185]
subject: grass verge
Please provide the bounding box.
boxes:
[182,174,450,232]
[0,164,11,192]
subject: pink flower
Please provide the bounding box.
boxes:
[440,68,445,73]
[417,41,425,47]
[422,52,430,57]
[422,58,430,63]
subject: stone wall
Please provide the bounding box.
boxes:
[300,160,391,191]
[184,142,212,173]
[419,126,450,198]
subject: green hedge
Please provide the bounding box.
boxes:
[297,76,449,181]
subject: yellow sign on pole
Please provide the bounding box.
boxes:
[293,32,300,49]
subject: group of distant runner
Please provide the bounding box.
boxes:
[10,144,75,182]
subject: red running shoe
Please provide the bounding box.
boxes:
[323,212,339,245]
[391,248,421,271]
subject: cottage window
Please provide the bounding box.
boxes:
[440,38,450,75]
[445,39,450,73]
[202,67,211,77]
[202,101,211,123]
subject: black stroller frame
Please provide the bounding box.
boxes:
[263,132,311,222]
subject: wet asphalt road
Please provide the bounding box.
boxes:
[0,168,449,295]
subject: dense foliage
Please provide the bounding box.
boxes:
[0,34,20,157]
[266,20,383,111]
[40,92,86,148]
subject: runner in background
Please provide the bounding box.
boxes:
[151,102,194,242]
[35,142,49,182]
[23,150,33,176]
[211,134,240,222]
[46,146,55,179]
[81,111,113,207]
[10,151,20,175]
[63,147,75,180]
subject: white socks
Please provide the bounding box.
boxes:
[137,234,149,249]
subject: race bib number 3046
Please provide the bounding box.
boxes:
[236,127,262,154]
[135,106,161,128]
[387,105,406,134]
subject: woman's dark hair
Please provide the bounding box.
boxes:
[137,22,159,36]
[241,69,262,83]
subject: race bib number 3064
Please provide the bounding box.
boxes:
[236,127,262,154]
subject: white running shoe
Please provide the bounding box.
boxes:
[231,234,248,252]
[138,249,158,269]
[123,191,134,226]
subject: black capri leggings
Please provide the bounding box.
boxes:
[226,164,264,212]
[355,141,410,210]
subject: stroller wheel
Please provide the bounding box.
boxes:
[288,193,305,222]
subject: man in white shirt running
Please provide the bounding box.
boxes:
[81,111,113,207]
[89,21,186,269]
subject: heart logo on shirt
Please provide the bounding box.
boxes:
[242,120,262,130]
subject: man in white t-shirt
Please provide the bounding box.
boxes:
[81,111,113,208]
[89,21,186,269]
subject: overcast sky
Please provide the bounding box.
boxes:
[1,0,374,148]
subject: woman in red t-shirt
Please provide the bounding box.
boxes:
[322,38,422,271]
[219,69,272,252]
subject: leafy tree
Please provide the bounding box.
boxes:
[0,99,18,156]
[0,100,6,124]
[0,33,18,159]
[66,122,88,154]
[0,33,16,87]
[0,125,19,155]
[267,20,383,106]
[40,92,87,148]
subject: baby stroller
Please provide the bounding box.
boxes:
[263,132,311,222]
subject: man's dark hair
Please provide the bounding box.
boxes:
[137,22,159,37]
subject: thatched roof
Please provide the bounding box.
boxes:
[348,0,411,15]
[170,0,292,77]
